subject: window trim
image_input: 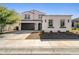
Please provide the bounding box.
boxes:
[60,19,66,28]
[24,14,30,19]
[45,19,46,22]
[68,19,69,22]
[48,19,54,28]
[48,26,54,28]
[28,15,30,19]
[25,14,27,19]
[39,15,42,19]
[60,26,66,28]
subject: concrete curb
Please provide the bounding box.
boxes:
[0,47,79,54]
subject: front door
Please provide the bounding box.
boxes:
[38,23,42,30]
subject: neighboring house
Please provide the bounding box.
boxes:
[19,10,72,32]
[72,19,79,28]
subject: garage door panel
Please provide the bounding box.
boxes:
[21,23,35,30]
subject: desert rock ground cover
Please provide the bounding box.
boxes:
[26,32,79,40]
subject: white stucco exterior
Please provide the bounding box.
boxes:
[20,10,72,32]
[42,15,72,32]
[21,10,45,20]
[20,10,45,30]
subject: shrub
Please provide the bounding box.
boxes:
[76,28,79,30]
[58,30,61,33]
[39,31,44,38]
[66,30,69,32]
[49,31,53,34]
[41,30,44,34]
[72,28,76,30]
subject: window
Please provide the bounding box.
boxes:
[28,15,30,19]
[41,20,43,23]
[68,19,69,22]
[60,19,66,28]
[48,19,54,28]
[24,14,30,19]
[72,22,74,27]
[45,19,46,22]
[39,15,42,19]
[25,14,27,19]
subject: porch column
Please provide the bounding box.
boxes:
[19,23,21,30]
[35,23,38,30]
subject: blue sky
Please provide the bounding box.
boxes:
[1,3,79,18]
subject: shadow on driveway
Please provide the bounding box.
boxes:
[0,30,34,34]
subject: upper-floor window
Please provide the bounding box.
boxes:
[28,15,30,19]
[24,14,30,19]
[45,19,46,22]
[25,14,27,19]
[39,15,42,19]
[48,19,54,28]
[60,19,66,28]
[68,19,69,22]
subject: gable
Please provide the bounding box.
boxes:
[22,10,45,15]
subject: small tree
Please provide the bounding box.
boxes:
[6,10,20,31]
[0,6,20,33]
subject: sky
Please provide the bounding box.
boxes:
[1,3,79,19]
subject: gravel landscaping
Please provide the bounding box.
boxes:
[26,32,79,40]
[26,32,41,39]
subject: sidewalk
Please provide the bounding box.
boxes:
[0,39,79,54]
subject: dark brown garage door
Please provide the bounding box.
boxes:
[21,23,35,30]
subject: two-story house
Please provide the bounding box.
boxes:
[20,10,45,31]
[19,10,72,32]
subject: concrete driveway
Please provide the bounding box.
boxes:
[0,30,32,40]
